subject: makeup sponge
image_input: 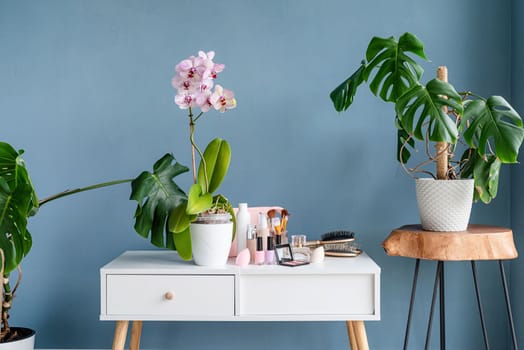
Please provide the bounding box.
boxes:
[235,248,250,267]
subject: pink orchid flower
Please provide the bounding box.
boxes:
[174,93,197,109]
[210,85,237,113]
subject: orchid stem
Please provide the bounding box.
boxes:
[188,108,209,189]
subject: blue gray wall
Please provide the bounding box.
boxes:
[511,0,524,347]
[0,0,519,349]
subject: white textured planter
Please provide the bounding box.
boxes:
[190,221,234,266]
[416,178,474,232]
[0,328,35,350]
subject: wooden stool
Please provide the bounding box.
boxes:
[383,224,518,350]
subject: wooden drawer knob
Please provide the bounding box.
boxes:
[164,292,174,300]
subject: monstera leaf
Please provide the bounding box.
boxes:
[0,142,38,213]
[130,153,189,248]
[460,149,501,203]
[330,62,367,112]
[0,178,34,274]
[0,142,37,274]
[197,138,231,194]
[396,79,463,143]
[462,96,524,163]
[364,32,427,102]
[330,33,426,112]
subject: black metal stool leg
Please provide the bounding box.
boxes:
[440,262,446,350]
[471,261,490,350]
[499,260,518,350]
[404,258,421,350]
[425,261,442,350]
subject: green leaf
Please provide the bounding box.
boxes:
[472,155,501,203]
[0,142,38,214]
[130,153,189,248]
[197,138,231,194]
[396,79,463,143]
[0,178,34,274]
[0,143,37,274]
[329,61,367,112]
[364,32,427,103]
[167,202,193,234]
[462,96,524,163]
[173,226,192,260]
[186,184,213,215]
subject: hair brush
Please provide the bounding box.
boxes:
[306,230,361,257]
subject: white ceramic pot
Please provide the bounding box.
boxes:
[0,328,35,350]
[415,178,474,232]
[190,219,234,266]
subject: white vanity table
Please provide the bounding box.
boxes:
[100,250,380,349]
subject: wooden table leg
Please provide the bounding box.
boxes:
[112,320,129,350]
[130,321,143,350]
[346,321,359,349]
[353,320,369,350]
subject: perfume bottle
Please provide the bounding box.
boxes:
[290,234,311,262]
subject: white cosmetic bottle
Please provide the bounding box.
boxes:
[257,212,270,252]
[236,203,250,253]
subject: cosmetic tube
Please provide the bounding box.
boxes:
[257,212,270,251]
[247,224,257,264]
[265,236,275,265]
[255,236,265,265]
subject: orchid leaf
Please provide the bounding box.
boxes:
[463,96,524,163]
[167,202,193,234]
[329,61,367,112]
[364,32,427,102]
[197,138,231,194]
[172,226,192,260]
[396,79,463,143]
[186,184,213,215]
[130,153,188,248]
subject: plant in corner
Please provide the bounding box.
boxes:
[330,33,524,230]
[0,142,132,345]
[130,50,237,263]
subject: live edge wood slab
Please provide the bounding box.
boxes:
[383,224,518,261]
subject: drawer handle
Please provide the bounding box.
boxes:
[164,291,174,301]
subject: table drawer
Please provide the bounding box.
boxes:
[239,274,375,316]
[106,274,234,317]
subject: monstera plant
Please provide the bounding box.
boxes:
[330,32,524,204]
[0,142,131,344]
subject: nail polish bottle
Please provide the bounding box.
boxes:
[255,236,265,265]
[265,236,275,265]
[246,224,257,264]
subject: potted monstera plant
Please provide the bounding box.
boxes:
[0,142,131,348]
[330,32,524,231]
[130,50,238,265]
